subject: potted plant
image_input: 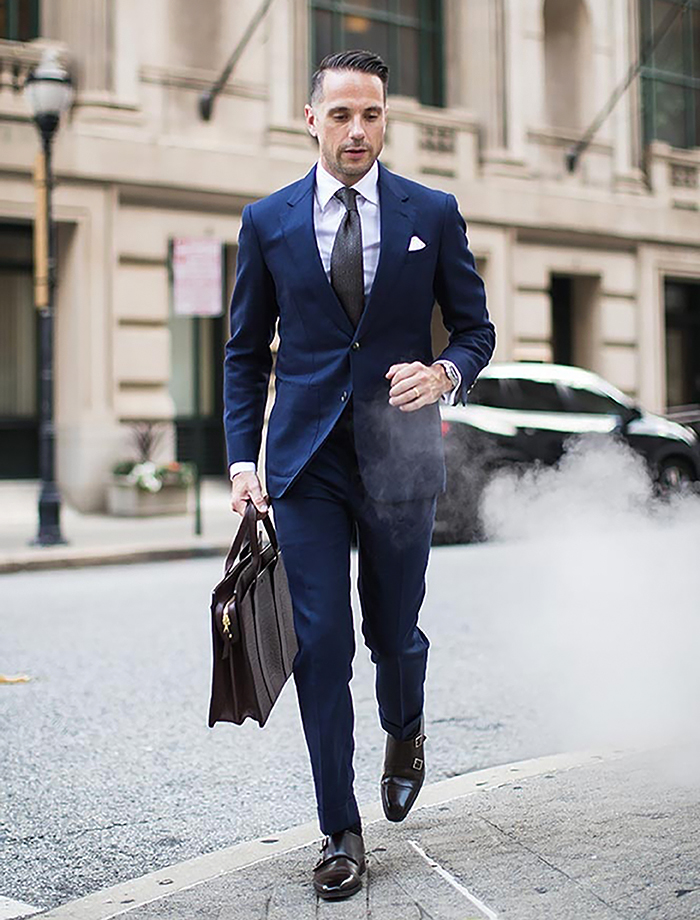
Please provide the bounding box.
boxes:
[107,422,195,516]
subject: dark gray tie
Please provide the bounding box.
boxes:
[331,186,364,328]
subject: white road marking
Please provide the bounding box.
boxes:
[408,840,499,920]
[0,895,42,920]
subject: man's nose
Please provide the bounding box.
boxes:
[349,117,365,140]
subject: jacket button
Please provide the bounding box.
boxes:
[341,391,348,402]
[351,341,360,351]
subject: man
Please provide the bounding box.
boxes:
[224,50,495,901]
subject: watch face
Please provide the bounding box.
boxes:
[444,364,459,386]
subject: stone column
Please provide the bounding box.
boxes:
[501,0,533,163]
[637,245,666,413]
[42,0,114,93]
[453,0,507,151]
[612,0,643,185]
[266,0,315,154]
[41,0,141,115]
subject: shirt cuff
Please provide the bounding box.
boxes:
[229,461,257,481]
[433,359,462,406]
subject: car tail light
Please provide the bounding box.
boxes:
[441,420,451,437]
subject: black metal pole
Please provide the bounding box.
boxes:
[193,315,203,536]
[32,123,66,546]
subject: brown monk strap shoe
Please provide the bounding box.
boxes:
[313,828,366,900]
[381,719,426,822]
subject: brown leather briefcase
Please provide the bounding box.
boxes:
[208,503,297,728]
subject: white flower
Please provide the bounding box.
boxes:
[127,461,163,493]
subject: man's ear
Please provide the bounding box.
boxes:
[304,103,317,138]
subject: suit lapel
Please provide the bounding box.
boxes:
[281,166,355,338]
[280,163,416,339]
[357,164,416,338]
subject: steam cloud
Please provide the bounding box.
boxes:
[479,436,700,783]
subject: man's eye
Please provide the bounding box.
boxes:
[366,114,379,121]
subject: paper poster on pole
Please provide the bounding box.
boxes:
[172,237,223,317]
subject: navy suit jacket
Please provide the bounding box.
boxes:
[223,163,495,502]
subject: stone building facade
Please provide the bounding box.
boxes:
[1,0,699,509]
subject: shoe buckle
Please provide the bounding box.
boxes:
[414,734,424,748]
[413,757,423,771]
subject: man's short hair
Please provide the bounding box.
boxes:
[310,49,389,104]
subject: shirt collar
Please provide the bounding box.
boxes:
[315,160,379,211]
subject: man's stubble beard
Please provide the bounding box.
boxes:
[323,142,382,185]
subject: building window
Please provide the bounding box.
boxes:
[0,0,40,41]
[310,0,444,107]
[639,0,700,149]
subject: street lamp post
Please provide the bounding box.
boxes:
[24,50,74,546]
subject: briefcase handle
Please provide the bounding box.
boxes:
[224,501,278,576]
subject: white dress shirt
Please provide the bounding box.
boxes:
[229,161,461,479]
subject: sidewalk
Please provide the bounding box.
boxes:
[0,479,235,574]
[30,749,700,920]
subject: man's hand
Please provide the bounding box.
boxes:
[230,471,269,516]
[386,361,452,412]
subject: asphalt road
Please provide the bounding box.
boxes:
[2,510,699,910]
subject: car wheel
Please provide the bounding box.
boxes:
[656,456,696,490]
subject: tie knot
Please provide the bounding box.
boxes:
[335,186,359,212]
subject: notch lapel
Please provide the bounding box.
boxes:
[356,164,416,338]
[281,167,355,338]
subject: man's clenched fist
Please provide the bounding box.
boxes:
[386,361,452,411]
[230,471,269,516]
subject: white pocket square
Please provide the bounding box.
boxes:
[408,235,427,251]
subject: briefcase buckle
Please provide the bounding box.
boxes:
[222,599,236,642]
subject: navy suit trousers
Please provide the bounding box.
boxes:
[272,405,436,835]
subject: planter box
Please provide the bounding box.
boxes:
[107,479,191,517]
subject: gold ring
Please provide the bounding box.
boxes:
[413,387,421,400]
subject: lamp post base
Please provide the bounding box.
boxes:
[30,481,68,546]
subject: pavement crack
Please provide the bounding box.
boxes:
[430,717,504,732]
[371,849,435,919]
[477,815,630,918]
[7,815,167,844]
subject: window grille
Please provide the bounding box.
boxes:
[639,0,700,149]
[310,0,444,107]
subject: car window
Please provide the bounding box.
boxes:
[507,379,565,412]
[562,386,627,415]
[468,378,511,408]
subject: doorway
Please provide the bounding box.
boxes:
[550,273,600,370]
[0,223,38,478]
[665,278,700,411]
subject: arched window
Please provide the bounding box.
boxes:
[310,0,444,107]
[543,0,592,131]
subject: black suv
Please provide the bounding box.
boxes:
[434,363,700,543]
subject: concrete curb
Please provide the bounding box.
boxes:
[0,543,230,575]
[34,749,621,920]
